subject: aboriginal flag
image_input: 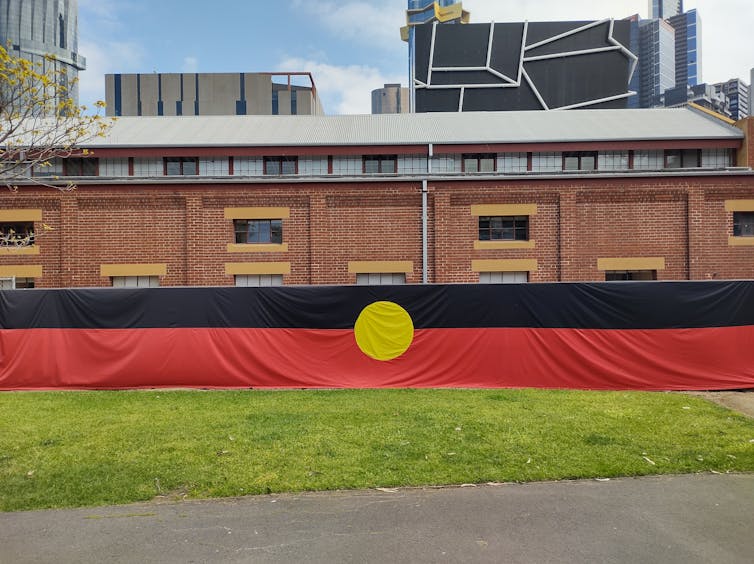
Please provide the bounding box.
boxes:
[1,282,753,390]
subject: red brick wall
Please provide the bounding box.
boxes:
[2,173,754,287]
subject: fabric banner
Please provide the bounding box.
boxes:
[1,282,753,390]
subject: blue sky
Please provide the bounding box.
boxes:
[77,0,753,115]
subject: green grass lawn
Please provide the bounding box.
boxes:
[1,389,753,512]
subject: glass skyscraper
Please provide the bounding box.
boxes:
[638,18,676,108]
[0,0,86,104]
[668,9,701,88]
[650,0,683,19]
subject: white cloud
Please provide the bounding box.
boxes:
[182,57,199,73]
[291,0,405,51]
[278,57,404,114]
[77,40,146,111]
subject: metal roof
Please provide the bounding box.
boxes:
[87,108,743,148]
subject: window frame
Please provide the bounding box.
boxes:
[562,151,598,171]
[355,272,406,285]
[0,221,35,247]
[111,275,160,288]
[0,277,35,289]
[665,149,700,169]
[363,155,397,174]
[164,157,199,176]
[263,156,298,175]
[233,219,283,245]
[63,157,99,176]
[235,274,284,287]
[604,270,657,281]
[462,153,496,173]
[733,211,754,237]
[478,215,529,242]
[479,271,528,284]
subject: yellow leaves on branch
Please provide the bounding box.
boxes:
[1,44,113,191]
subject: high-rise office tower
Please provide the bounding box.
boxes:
[401,0,470,112]
[667,8,701,87]
[638,18,676,108]
[0,0,86,104]
[650,0,683,19]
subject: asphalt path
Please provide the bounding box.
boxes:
[2,473,753,563]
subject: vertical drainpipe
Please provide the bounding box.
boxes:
[422,143,433,284]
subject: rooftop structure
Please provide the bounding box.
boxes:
[104,72,324,117]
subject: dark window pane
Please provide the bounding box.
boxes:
[234,220,247,243]
[666,151,681,168]
[479,158,495,172]
[182,159,197,175]
[0,222,35,246]
[81,159,98,176]
[681,149,699,168]
[270,220,283,243]
[364,159,379,173]
[581,155,596,171]
[464,158,479,173]
[734,212,754,237]
[380,158,396,173]
[166,159,182,175]
[265,160,281,175]
[563,155,579,170]
[258,221,270,242]
[281,159,296,175]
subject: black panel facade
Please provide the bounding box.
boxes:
[414,20,635,112]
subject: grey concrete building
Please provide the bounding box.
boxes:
[104,72,324,117]
[371,84,409,114]
[713,79,749,121]
[0,0,86,104]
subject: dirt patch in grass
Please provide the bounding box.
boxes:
[687,390,754,418]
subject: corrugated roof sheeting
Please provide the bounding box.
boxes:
[84,108,744,148]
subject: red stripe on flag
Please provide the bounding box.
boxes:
[1,326,753,390]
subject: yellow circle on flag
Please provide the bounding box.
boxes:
[354,301,414,361]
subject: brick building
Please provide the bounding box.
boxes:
[1,107,754,289]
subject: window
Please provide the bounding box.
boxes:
[633,150,663,170]
[733,212,754,237]
[598,151,629,171]
[531,152,562,172]
[112,276,160,287]
[165,157,198,175]
[605,270,657,281]
[463,153,496,173]
[0,222,34,247]
[235,274,284,287]
[234,219,283,244]
[479,271,528,284]
[356,273,406,285]
[264,156,297,175]
[63,158,98,176]
[499,153,527,173]
[0,277,35,289]
[363,155,397,174]
[478,216,528,241]
[563,152,597,171]
[665,149,699,169]
[701,149,731,168]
